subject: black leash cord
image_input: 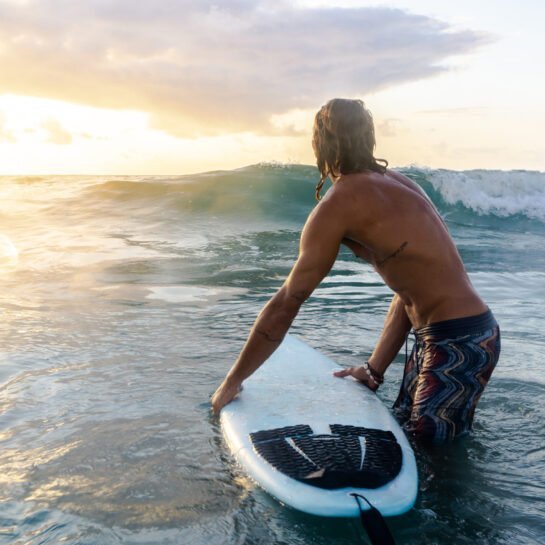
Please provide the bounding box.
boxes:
[351,493,396,545]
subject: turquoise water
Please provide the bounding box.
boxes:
[1,165,544,544]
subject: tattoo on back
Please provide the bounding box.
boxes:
[377,241,408,266]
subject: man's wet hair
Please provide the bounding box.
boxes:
[312,98,388,200]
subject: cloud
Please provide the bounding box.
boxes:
[41,118,73,144]
[0,1,490,136]
[417,107,490,116]
[378,118,404,138]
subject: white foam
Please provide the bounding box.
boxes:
[147,286,211,303]
[146,285,246,304]
[426,169,545,221]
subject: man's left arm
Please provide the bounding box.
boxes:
[211,198,345,414]
[333,294,411,389]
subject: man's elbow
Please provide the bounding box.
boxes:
[262,287,306,324]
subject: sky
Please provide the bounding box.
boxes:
[0,0,543,174]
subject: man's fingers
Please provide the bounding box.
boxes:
[333,367,378,391]
[210,395,222,415]
[210,380,244,415]
[333,367,354,378]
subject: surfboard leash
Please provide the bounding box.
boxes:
[351,493,396,545]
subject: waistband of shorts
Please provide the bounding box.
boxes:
[414,308,497,339]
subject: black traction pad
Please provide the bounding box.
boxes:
[249,424,402,490]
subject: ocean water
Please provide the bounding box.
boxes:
[1,164,544,545]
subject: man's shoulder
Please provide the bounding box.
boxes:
[314,174,376,225]
[319,179,360,212]
[384,169,433,201]
[329,171,384,205]
[339,168,428,203]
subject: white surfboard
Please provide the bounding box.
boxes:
[220,334,418,518]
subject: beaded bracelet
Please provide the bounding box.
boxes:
[362,361,384,387]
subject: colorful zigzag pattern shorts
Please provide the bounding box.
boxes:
[393,309,501,444]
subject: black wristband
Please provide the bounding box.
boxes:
[363,361,384,385]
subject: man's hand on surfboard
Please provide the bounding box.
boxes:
[211,379,243,415]
[333,366,380,392]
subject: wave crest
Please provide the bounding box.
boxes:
[407,167,545,222]
[81,165,545,225]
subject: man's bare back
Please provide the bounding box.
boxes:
[325,169,487,328]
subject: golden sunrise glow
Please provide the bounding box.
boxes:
[0,1,543,174]
[0,95,314,174]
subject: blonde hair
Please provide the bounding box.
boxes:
[312,98,388,200]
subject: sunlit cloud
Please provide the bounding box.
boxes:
[0,0,489,137]
[41,118,72,145]
[377,118,403,138]
[269,109,314,135]
[417,107,489,117]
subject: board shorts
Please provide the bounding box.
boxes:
[393,309,500,444]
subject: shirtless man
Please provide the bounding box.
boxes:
[211,98,500,443]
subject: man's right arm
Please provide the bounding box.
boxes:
[211,195,346,414]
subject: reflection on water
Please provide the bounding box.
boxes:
[0,234,18,272]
